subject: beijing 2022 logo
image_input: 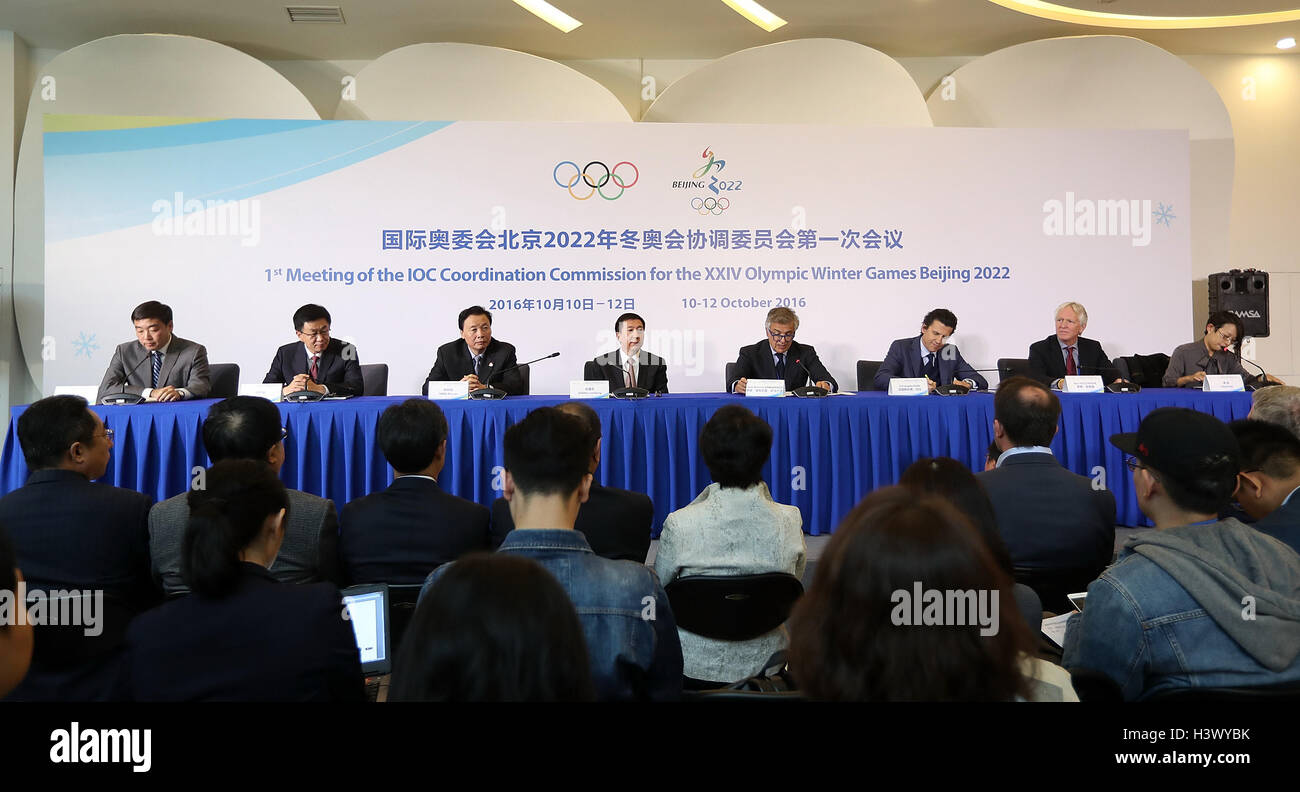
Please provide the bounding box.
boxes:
[672,147,743,215]
[553,160,639,201]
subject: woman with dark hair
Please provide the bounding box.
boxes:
[654,405,806,686]
[788,487,1039,701]
[118,460,363,701]
[390,554,593,702]
[1163,310,1284,387]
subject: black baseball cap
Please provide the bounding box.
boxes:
[1110,407,1240,481]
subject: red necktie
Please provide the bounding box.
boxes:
[310,355,320,381]
[1065,347,1077,376]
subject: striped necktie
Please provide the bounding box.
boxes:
[150,350,162,388]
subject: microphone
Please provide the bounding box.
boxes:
[100,348,155,405]
[935,367,998,396]
[1235,351,1279,390]
[1075,364,1139,394]
[469,352,560,401]
[790,358,830,399]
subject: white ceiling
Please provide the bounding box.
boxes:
[0,0,1296,61]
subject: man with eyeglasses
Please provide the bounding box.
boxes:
[729,307,836,394]
[264,304,364,397]
[874,307,987,392]
[96,300,211,404]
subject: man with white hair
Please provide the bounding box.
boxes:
[1027,302,1120,388]
[1248,385,1300,440]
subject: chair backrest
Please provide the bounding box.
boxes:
[388,582,426,655]
[28,590,134,671]
[1118,353,1171,387]
[665,573,804,641]
[207,363,240,399]
[856,360,883,391]
[518,363,530,395]
[1112,356,1131,382]
[997,358,1031,381]
[1012,565,1104,616]
[360,363,389,396]
[724,362,739,393]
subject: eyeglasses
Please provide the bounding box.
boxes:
[1125,457,1145,472]
[767,329,795,341]
[280,427,288,440]
[96,428,115,441]
[298,328,331,338]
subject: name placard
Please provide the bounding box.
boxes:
[1203,374,1245,392]
[1063,375,1105,394]
[238,383,283,402]
[53,385,101,402]
[569,380,610,399]
[887,378,929,396]
[427,381,470,400]
[745,379,786,398]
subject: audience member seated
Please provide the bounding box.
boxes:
[491,401,652,563]
[0,528,34,698]
[150,396,340,596]
[654,404,806,686]
[118,460,363,701]
[1230,420,1300,555]
[1249,385,1300,439]
[1063,408,1300,699]
[390,553,594,702]
[976,376,1115,576]
[420,407,682,701]
[787,488,1055,701]
[984,440,1001,472]
[341,399,495,584]
[899,457,1044,634]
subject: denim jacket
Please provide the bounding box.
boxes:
[421,529,682,701]
[1062,518,1300,700]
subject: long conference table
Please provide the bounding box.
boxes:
[1,390,1254,533]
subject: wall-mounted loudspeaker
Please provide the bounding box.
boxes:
[1208,269,1269,337]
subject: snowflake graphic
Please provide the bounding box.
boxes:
[1153,203,1176,227]
[72,331,99,359]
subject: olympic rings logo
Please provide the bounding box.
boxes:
[691,196,730,216]
[553,161,639,201]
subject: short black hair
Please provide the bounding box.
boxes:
[378,399,449,474]
[994,376,1060,448]
[1150,461,1239,515]
[203,396,282,463]
[1207,310,1244,346]
[292,304,331,332]
[555,401,601,441]
[503,407,594,497]
[458,305,492,330]
[131,300,172,324]
[987,441,1002,465]
[700,405,773,489]
[922,308,957,331]
[614,313,645,333]
[1231,419,1300,480]
[184,460,289,597]
[16,395,97,471]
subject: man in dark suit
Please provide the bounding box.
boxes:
[340,399,495,584]
[1027,301,1120,387]
[97,300,210,403]
[1230,419,1300,554]
[422,305,524,396]
[584,312,669,393]
[492,401,653,562]
[874,307,987,391]
[263,303,363,397]
[976,377,1115,572]
[729,307,837,393]
[149,396,341,596]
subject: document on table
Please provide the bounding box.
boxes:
[1041,612,1075,647]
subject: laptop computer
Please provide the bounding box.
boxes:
[341,584,392,678]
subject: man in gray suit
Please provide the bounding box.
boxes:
[97,300,210,404]
[149,396,340,596]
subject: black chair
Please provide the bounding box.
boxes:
[207,363,240,399]
[1013,565,1104,616]
[388,582,425,655]
[28,590,135,671]
[724,362,740,393]
[997,357,1031,381]
[518,363,530,395]
[1113,357,1131,382]
[360,363,388,396]
[1069,668,1124,702]
[665,573,803,642]
[856,360,883,391]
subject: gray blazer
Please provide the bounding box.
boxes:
[149,487,341,596]
[97,336,211,402]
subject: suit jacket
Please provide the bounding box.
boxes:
[1163,341,1249,387]
[263,338,363,396]
[729,340,838,393]
[874,335,988,390]
[117,563,363,701]
[339,476,495,585]
[0,469,156,612]
[1254,497,1300,555]
[96,336,210,402]
[976,451,1116,572]
[585,350,669,394]
[491,483,653,563]
[150,487,341,596]
[1028,335,1118,385]
[421,338,524,396]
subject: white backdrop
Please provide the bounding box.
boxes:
[44,117,1190,395]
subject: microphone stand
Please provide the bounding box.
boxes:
[468,352,559,401]
[100,349,154,405]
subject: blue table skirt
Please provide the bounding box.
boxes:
[0,390,1254,534]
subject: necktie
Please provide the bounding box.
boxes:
[1065,347,1077,376]
[775,353,786,380]
[473,354,483,379]
[310,355,320,381]
[924,353,937,381]
[150,350,161,388]
[625,360,635,388]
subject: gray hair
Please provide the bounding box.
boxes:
[1055,302,1088,327]
[765,306,799,331]
[1250,386,1300,440]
